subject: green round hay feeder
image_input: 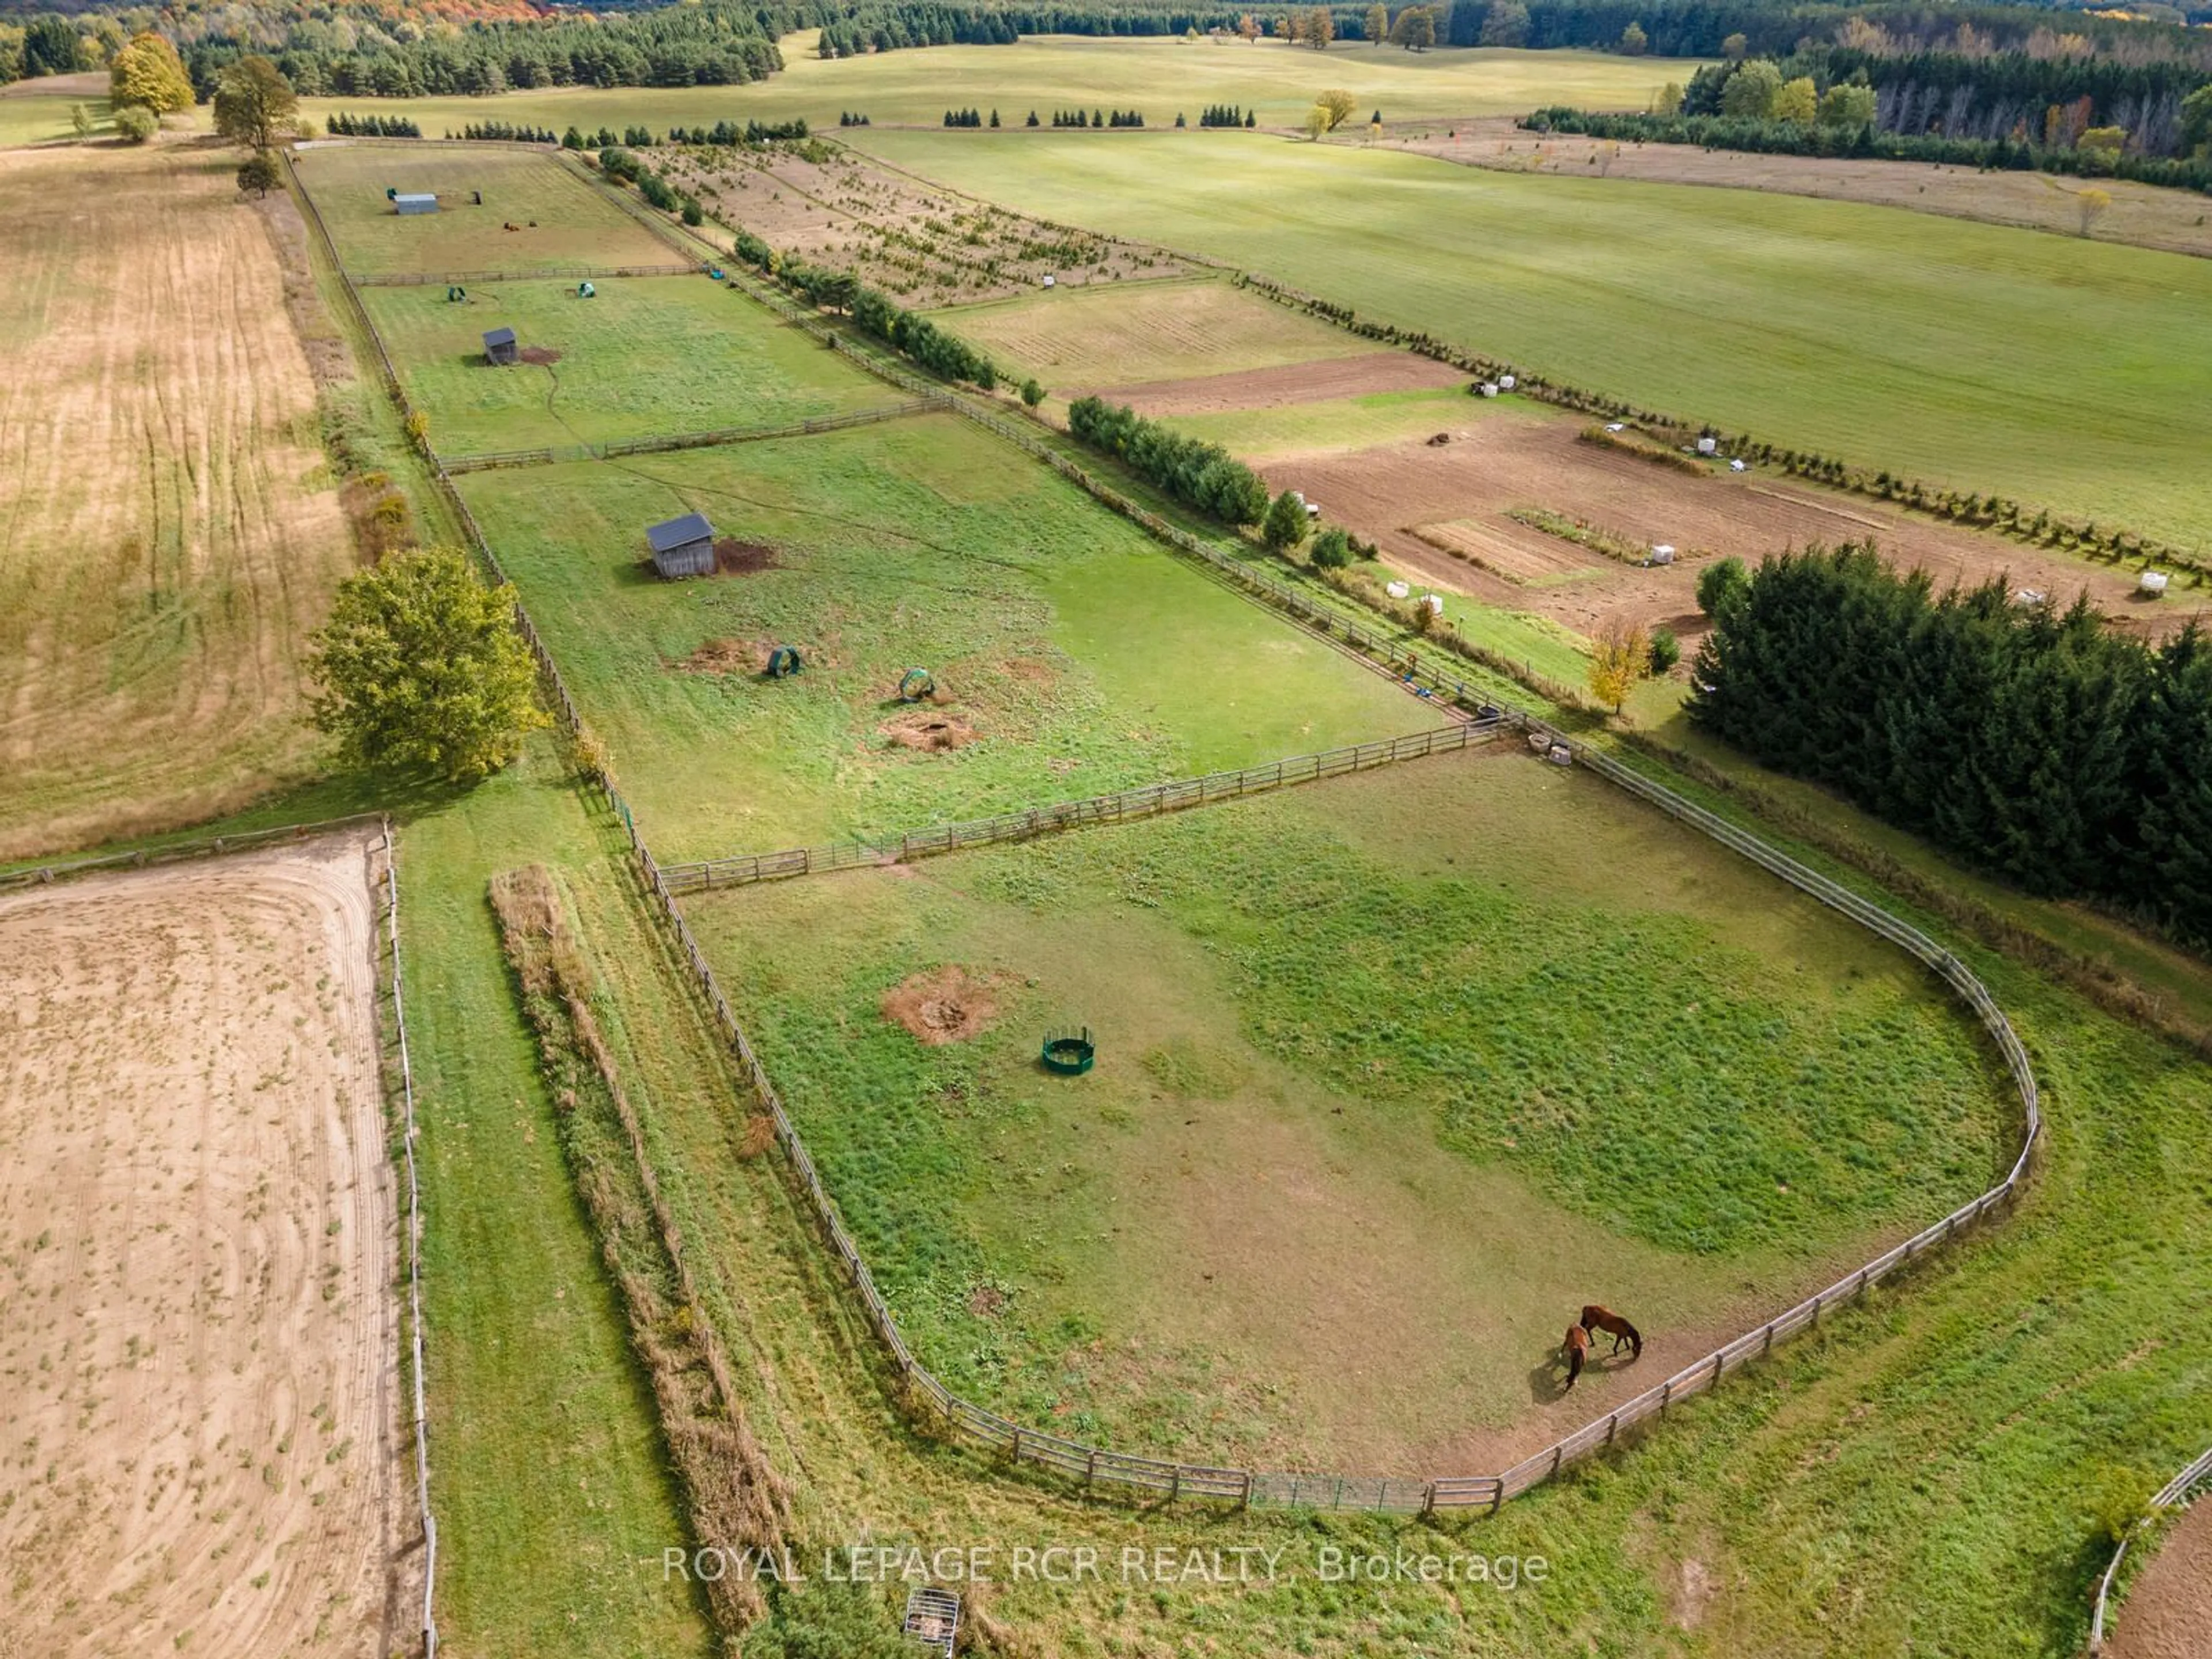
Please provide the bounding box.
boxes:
[1040,1028,1094,1075]
[898,666,936,702]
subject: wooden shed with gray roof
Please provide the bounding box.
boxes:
[646,511,715,579]
[482,326,518,366]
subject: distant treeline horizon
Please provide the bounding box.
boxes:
[5,0,2209,100]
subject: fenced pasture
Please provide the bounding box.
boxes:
[932,272,1375,394]
[858,128,2212,550]
[298,37,1699,141]
[453,416,1418,858]
[292,144,672,277]
[0,143,352,861]
[364,274,910,454]
[0,833,399,1656]
[680,749,2012,1471]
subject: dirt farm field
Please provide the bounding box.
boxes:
[0,834,399,1656]
[2107,1499,2212,1659]
[1211,395,2210,647]
[0,143,354,859]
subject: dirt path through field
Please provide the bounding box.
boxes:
[2107,1498,2212,1659]
[0,142,352,858]
[0,834,400,1657]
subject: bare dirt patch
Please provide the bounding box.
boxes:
[0,834,399,1656]
[881,965,999,1044]
[679,636,770,674]
[2106,1498,2212,1659]
[714,536,779,575]
[1401,116,2212,262]
[0,144,354,859]
[1089,350,1465,415]
[881,708,979,752]
[1258,404,2212,646]
[517,344,563,366]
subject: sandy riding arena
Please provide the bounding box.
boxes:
[0,834,400,1657]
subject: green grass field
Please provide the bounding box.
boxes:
[683,751,2005,1469]
[293,144,672,275]
[0,92,110,147]
[930,274,1373,389]
[301,36,1695,139]
[365,275,904,454]
[1161,384,1489,456]
[456,414,1419,859]
[858,129,2212,549]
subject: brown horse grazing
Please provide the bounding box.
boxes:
[1562,1323,1591,1391]
[1580,1304,1643,1360]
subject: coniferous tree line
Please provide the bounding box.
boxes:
[325,111,422,138]
[1526,105,2212,187]
[1199,104,1257,127]
[838,110,875,126]
[450,120,560,143]
[725,232,1000,387]
[1691,544,2212,946]
[1065,397,1271,528]
[816,4,1021,56]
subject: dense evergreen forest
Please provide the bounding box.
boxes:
[9,0,2212,93]
[1533,33,2212,162]
[1691,546,2212,950]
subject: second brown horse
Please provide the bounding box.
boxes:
[1562,1323,1591,1390]
[1580,1304,1643,1360]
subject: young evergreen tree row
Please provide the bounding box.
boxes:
[1691,544,2212,945]
[325,110,420,137]
[944,107,986,126]
[1199,104,1257,127]
[1065,397,1270,528]
[838,110,874,126]
[450,120,558,143]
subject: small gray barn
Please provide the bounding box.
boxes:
[646,512,715,580]
[482,326,518,366]
[393,192,438,215]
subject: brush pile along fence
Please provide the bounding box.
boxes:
[2089,1442,2212,1652]
[662,722,1499,893]
[290,143,2045,1519]
[443,398,945,473]
[354,262,699,287]
[2,815,441,1656]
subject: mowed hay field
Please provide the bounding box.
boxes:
[364,274,905,455]
[858,130,2212,548]
[455,413,1418,858]
[686,751,2009,1472]
[0,835,397,1656]
[0,143,353,860]
[290,144,672,276]
[301,36,1697,139]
